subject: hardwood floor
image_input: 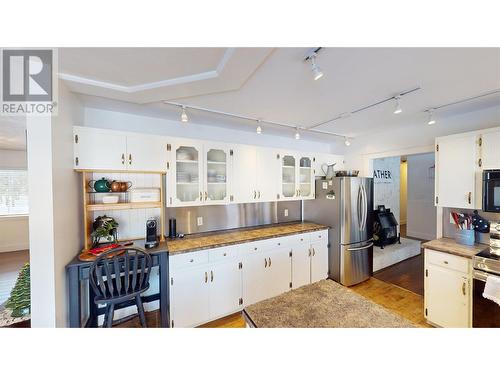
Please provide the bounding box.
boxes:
[350,277,431,327]
[199,312,246,328]
[374,252,424,296]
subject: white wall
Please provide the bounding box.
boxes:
[28,81,83,327]
[406,153,436,240]
[400,161,407,225]
[0,149,29,252]
[83,107,336,154]
[372,156,401,222]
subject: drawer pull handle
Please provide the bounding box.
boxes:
[254,247,257,251]
[211,270,214,282]
[308,248,311,257]
[265,258,267,268]
[443,261,448,264]
[278,243,281,246]
[300,238,303,241]
[204,272,208,283]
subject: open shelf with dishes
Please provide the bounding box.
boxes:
[78,169,165,250]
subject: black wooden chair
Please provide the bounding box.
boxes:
[89,247,152,328]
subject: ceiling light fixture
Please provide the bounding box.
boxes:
[344,137,351,146]
[427,109,436,125]
[393,96,402,114]
[256,120,262,134]
[295,128,300,140]
[304,48,324,81]
[180,106,188,123]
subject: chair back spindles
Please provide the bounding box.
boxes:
[89,247,152,327]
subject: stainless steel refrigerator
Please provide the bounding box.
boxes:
[303,177,373,286]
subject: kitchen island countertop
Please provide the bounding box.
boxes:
[166,221,329,255]
[422,237,487,259]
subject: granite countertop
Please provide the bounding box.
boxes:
[243,279,415,328]
[422,237,488,259]
[166,221,329,255]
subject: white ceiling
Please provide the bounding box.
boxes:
[3,47,500,150]
[64,47,500,141]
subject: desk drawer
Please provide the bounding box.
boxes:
[426,249,469,274]
[170,250,209,269]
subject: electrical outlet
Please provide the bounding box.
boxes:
[197,216,203,226]
[284,209,289,217]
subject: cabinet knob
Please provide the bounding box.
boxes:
[189,259,194,263]
[223,252,227,257]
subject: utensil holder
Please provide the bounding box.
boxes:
[455,229,475,246]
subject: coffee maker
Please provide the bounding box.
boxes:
[145,218,159,249]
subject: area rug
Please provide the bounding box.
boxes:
[373,237,421,272]
[244,279,416,328]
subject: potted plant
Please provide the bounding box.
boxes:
[91,215,119,249]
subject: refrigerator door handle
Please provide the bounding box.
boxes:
[361,183,368,231]
[357,185,363,231]
[347,243,373,251]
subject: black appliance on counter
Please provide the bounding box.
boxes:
[145,218,159,249]
[483,169,500,212]
[472,248,500,327]
[373,205,400,249]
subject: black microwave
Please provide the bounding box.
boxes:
[483,170,500,212]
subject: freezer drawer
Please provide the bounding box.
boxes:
[339,242,373,286]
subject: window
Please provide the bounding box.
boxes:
[0,170,29,215]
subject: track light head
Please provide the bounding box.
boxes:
[181,106,188,123]
[427,109,436,125]
[295,128,300,140]
[344,137,351,146]
[310,55,324,81]
[393,96,402,114]
[256,125,262,134]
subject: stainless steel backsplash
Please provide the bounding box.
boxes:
[166,201,302,235]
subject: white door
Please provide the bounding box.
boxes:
[481,131,500,169]
[436,135,478,209]
[291,241,311,289]
[280,153,298,201]
[74,127,127,170]
[203,143,231,205]
[169,141,204,207]
[256,147,279,202]
[310,240,329,283]
[232,145,257,203]
[208,260,242,319]
[126,134,168,172]
[266,247,292,299]
[242,252,268,306]
[298,155,315,199]
[425,264,469,328]
[170,266,210,327]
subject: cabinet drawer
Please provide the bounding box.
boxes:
[288,233,309,246]
[170,250,209,269]
[241,237,288,255]
[209,245,240,262]
[425,249,469,274]
[310,230,328,242]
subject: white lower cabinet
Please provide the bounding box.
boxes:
[311,240,329,283]
[169,230,329,327]
[424,249,471,328]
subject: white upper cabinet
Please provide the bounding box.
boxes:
[232,144,258,203]
[256,147,279,202]
[168,141,204,207]
[435,134,480,209]
[204,143,232,205]
[74,127,128,171]
[73,126,168,172]
[279,152,315,201]
[126,134,168,172]
[480,130,500,169]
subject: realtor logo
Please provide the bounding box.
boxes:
[1,48,57,115]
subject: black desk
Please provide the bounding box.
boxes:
[66,241,169,328]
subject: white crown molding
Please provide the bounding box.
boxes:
[58,48,236,94]
[60,48,273,104]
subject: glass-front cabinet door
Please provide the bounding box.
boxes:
[280,154,297,200]
[299,156,314,199]
[203,145,231,204]
[169,142,204,206]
